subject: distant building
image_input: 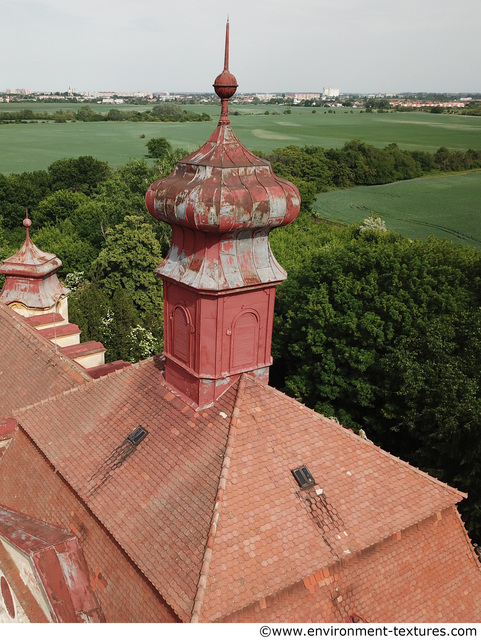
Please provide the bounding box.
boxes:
[293,93,320,103]
[255,93,277,101]
[6,89,31,96]
[322,87,340,98]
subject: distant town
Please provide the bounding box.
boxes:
[1,87,481,111]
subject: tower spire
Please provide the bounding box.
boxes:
[146,23,300,408]
[224,17,230,71]
[213,18,238,125]
[23,208,31,241]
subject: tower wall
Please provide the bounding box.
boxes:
[163,280,275,406]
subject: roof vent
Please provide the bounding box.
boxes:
[127,426,148,446]
[291,466,316,489]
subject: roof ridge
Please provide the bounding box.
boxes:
[246,375,465,504]
[12,356,157,419]
[190,374,246,623]
[0,303,91,385]
[12,381,86,417]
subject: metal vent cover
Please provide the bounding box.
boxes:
[291,466,316,489]
[127,426,148,446]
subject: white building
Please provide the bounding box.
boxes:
[322,87,340,98]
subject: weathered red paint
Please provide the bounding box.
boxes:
[0,224,68,310]
[145,22,300,408]
[0,419,17,439]
[60,341,106,359]
[0,505,104,622]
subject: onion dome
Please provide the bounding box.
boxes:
[0,212,68,309]
[145,21,300,290]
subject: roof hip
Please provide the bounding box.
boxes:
[190,374,246,623]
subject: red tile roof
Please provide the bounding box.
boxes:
[11,363,469,621]
[87,360,132,378]
[13,357,239,621]
[195,375,466,621]
[37,322,81,340]
[60,341,106,359]
[0,302,91,419]
[24,312,64,327]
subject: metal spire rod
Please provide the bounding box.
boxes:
[224,18,230,71]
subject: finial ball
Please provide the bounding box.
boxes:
[213,70,238,100]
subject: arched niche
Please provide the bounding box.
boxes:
[230,310,259,371]
[172,305,192,367]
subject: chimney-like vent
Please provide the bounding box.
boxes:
[292,466,316,489]
[127,426,148,446]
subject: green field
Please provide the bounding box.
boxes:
[315,172,481,249]
[0,104,480,174]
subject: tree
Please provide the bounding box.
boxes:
[91,215,163,321]
[380,311,481,539]
[101,287,139,362]
[150,103,183,120]
[115,159,158,195]
[32,219,97,276]
[75,105,103,122]
[146,137,173,160]
[264,145,333,192]
[34,190,91,226]
[0,170,52,230]
[68,280,108,343]
[48,156,111,194]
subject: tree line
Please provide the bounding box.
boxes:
[0,103,211,124]
[259,141,481,211]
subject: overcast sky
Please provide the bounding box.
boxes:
[1,0,479,95]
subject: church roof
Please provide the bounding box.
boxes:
[10,359,466,621]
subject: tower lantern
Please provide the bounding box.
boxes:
[145,21,301,407]
[0,211,69,320]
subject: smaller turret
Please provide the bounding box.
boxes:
[0,213,109,372]
[0,211,69,319]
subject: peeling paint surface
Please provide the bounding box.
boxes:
[0,538,52,622]
[146,123,299,292]
[0,234,68,310]
[145,56,300,408]
[0,506,104,623]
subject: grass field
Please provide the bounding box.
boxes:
[314,172,481,249]
[0,104,480,174]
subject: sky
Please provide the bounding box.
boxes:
[1,0,480,95]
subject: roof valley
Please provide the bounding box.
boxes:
[190,374,246,623]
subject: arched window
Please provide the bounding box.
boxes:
[231,311,259,371]
[172,306,191,366]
